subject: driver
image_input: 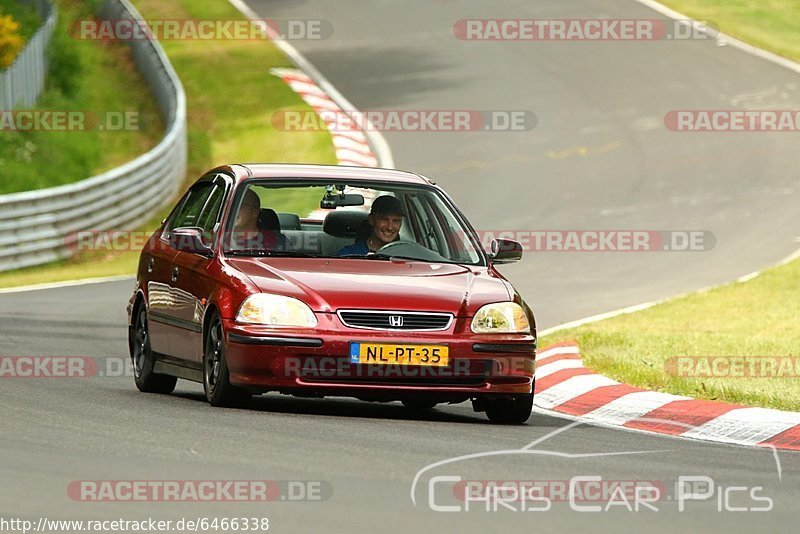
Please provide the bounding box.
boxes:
[337,195,404,255]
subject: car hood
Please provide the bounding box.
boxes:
[227,257,512,315]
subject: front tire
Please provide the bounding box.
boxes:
[485,393,534,424]
[203,313,251,407]
[131,304,177,394]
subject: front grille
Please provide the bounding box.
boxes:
[337,310,453,331]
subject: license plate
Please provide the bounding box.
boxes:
[349,342,449,367]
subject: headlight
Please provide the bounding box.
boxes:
[236,294,317,327]
[471,302,530,333]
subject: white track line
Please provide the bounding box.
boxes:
[0,275,134,294]
[635,0,800,77]
[539,300,664,336]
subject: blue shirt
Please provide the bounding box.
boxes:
[337,239,369,256]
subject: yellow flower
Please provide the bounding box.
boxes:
[0,13,25,69]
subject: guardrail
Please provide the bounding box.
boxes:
[0,0,187,272]
[0,0,57,109]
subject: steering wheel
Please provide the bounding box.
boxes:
[376,240,448,262]
[376,240,417,251]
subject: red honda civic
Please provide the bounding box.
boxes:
[127,164,537,423]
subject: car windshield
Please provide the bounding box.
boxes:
[222,180,483,265]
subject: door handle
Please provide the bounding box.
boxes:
[171,266,179,282]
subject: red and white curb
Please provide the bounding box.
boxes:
[271,68,378,168]
[534,342,800,451]
[227,0,393,169]
[271,67,380,219]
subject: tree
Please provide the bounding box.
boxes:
[0,11,25,69]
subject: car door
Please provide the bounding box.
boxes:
[147,178,219,361]
[168,174,229,364]
[141,242,176,356]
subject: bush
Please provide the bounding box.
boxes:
[0,11,25,69]
[46,22,82,97]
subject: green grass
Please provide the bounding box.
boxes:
[252,185,329,216]
[540,257,800,412]
[131,0,336,183]
[0,0,163,194]
[0,0,336,289]
[0,0,41,40]
[660,0,800,62]
[0,251,142,288]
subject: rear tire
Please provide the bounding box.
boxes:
[485,393,534,424]
[131,304,177,394]
[402,399,438,411]
[203,313,251,408]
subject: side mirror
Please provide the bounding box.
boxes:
[170,227,213,256]
[489,238,522,264]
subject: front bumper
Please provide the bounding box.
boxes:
[222,314,536,399]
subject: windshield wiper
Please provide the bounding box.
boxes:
[372,253,465,265]
[371,253,420,262]
[339,253,427,262]
[226,249,314,257]
[337,253,393,260]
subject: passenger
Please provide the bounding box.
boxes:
[231,189,287,250]
[337,195,404,256]
[233,189,261,234]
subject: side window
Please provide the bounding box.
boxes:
[164,183,214,233]
[196,185,225,241]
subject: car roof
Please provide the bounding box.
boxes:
[212,163,436,187]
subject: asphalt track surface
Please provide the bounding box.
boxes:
[253,0,800,328]
[2,0,800,532]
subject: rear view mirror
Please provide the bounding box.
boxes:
[489,238,523,264]
[170,227,213,256]
[320,193,364,209]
